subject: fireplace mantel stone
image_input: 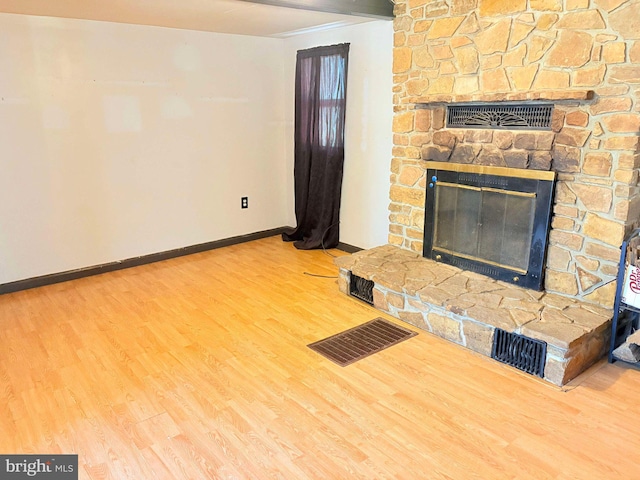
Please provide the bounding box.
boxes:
[335,245,612,386]
[405,89,596,105]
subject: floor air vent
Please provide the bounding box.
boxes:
[491,329,547,377]
[308,317,418,367]
[349,273,374,305]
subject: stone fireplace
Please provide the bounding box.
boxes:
[335,0,640,385]
[388,0,640,306]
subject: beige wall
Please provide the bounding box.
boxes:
[0,13,290,284]
[283,21,394,250]
[0,13,395,285]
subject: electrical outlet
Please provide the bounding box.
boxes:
[241,197,248,209]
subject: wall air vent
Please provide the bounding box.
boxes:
[491,328,547,377]
[349,272,374,305]
[447,103,553,130]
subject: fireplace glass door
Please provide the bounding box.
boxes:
[423,162,555,290]
[434,184,535,273]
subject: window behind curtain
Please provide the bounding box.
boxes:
[296,48,348,149]
[318,54,347,148]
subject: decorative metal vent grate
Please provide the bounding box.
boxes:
[491,328,547,377]
[349,273,374,305]
[447,103,553,130]
[307,317,418,367]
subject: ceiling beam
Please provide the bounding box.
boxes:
[236,0,394,19]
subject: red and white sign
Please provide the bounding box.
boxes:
[622,264,640,308]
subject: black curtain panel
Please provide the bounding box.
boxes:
[283,43,350,250]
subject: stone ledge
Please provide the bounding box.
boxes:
[335,245,612,386]
[405,90,596,105]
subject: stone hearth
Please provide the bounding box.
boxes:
[335,246,611,386]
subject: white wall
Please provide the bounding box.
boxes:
[0,13,290,284]
[0,15,393,285]
[283,21,393,250]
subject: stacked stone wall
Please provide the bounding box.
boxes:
[390,0,640,308]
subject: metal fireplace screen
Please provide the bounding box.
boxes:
[423,162,556,290]
[447,102,553,130]
[349,273,374,305]
[491,328,547,377]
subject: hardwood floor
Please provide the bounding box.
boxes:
[1,235,639,479]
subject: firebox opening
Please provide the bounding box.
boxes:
[423,162,556,290]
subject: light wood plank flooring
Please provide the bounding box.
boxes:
[1,236,639,479]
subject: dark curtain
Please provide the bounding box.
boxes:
[282,43,350,250]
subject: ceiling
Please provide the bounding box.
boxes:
[0,0,393,38]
